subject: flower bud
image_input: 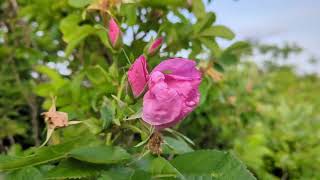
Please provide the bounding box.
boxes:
[145,37,163,56]
[108,18,122,49]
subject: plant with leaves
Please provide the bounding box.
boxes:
[0,0,254,179]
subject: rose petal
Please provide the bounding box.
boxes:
[128,55,149,97]
[142,71,182,127]
[152,58,201,79]
[153,58,201,120]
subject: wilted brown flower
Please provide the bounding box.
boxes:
[40,97,81,147]
[42,96,68,129]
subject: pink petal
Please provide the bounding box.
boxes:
[108,18,120,47]
[142,71,182,126]
[152,58,201,79]
[152,58,201,109]
[128,55,149,97]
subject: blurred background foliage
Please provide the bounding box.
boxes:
[0,0,319,179]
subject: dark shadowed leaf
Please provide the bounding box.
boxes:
[45,159,106,179]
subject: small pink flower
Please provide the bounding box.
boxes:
[108,18,122,48]
[128,57,202,129]
[147,37,163,56]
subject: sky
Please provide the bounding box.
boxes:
[206,0,320,74]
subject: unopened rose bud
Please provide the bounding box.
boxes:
[145,37,163,56]
[108,18,122,49]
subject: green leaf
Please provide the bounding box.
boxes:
[33,65,67,96]
[100,103,113,129]
[83,118,103,134]
[189,40,202,59]
[86,65,109,85]
[213,62,224,72]
[60,13,96,56]
[130,170,151,180]
[6,167,43,180]
[150,157,183,178]
[224,41,251,55]
[140,0,185,7]
[33,83,55,97]
[199,77,212,106]
[171,150,256,180]
[45,159,105,179]
[69,146,131,164]
[0,136,97,171]
[68,0,92,8]
[191,0,206,19]
[70,73,85,101]
[200,25,235,40]
[95,29,113,50]
[200,38,222,57]
[98,168,134,180]
[35,65,66,86]
[220,53,238,66]
[193,12,216,33]
[219,41,251,65]
[120,4,137,26]
[163,136,194,154]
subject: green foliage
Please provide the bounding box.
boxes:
[200,25,235,40]
[0,136,98,171]
[2,0,318,179]
[1,149,254,179]
[45,159,105,179]
[6,167,43,180]
[69,145,131,164]
[181,62,320,179]
[172,150,255,179]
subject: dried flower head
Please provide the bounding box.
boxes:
[42,96,68,129]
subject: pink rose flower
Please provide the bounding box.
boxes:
[108,18,122,48]
[128,56,202,129]
[146,37,163,56]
